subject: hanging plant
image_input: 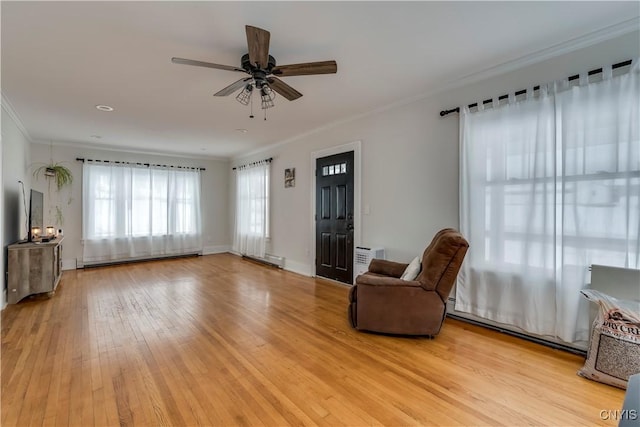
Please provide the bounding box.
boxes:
[32,160,74,227]
[33,163,73,190]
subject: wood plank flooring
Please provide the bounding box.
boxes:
[1,253,625,426]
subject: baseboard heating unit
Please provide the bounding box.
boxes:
[81,252,200,268]
[242,253,284,269]
[445,312,586,356]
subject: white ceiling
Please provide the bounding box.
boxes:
[2,1,639,159]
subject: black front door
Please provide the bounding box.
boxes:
[315,151,354,284]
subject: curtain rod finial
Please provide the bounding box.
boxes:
[440,107,460,117]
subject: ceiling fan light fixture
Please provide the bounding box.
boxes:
[235,84,253,106]
[260,85,275,109]
[261,98,274,110]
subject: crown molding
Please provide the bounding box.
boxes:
[234,18,640,161]
[1,92,33,142]
[31,139,230,163]
[446,17,640,90]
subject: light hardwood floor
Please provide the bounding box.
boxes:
[1,253,624,426]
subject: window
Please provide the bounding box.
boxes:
[233,161,270,257]
[322,162,347,176]
[82,163,202,263]
[458,62,639,345]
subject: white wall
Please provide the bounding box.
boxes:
[2,105,32,307]
[29,143,231,268]
[231,31,640,276]
[0,116,2,308]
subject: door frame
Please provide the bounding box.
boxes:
[310,140,361,281]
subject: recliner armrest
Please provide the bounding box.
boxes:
[355,274,421,288]
[367,259,408,278]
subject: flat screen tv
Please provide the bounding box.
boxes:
[28,189,44,242]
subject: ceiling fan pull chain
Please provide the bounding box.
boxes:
[250,91,254,119]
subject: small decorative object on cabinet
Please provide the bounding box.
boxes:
[7,237,64,304]
[31,226,42,240]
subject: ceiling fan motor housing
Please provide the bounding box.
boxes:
[241,53,276,73]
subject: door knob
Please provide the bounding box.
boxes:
[346,224,354,231]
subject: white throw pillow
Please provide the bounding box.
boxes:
[400,256,421,281]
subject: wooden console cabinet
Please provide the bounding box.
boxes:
[7,237,64,304]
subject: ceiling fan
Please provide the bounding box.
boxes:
[172,25,337,114]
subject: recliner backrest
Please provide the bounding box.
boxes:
[416,228,469,301]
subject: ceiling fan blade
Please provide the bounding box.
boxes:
[271,60,337,77]
[214,77,253,97]
[267,77,303,101]
[245,25,270,68]
[171,57,245,73]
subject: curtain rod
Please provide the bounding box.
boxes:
[232,157,273,170]
[75,157,205,171]
[439,59,633,117]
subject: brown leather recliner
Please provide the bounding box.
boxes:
[348,228,469,336]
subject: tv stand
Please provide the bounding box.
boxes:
[7,237,64,304]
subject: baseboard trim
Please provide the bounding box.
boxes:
[284,259,312,277]
[62,258,77,271]
[202,245,231,255]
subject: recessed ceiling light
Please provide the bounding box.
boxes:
[235,128,248,133]
[95,105,114,112]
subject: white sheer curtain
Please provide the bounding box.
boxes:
[82,162,202,264]
[233,161,270,257]
[457,60,639,344]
